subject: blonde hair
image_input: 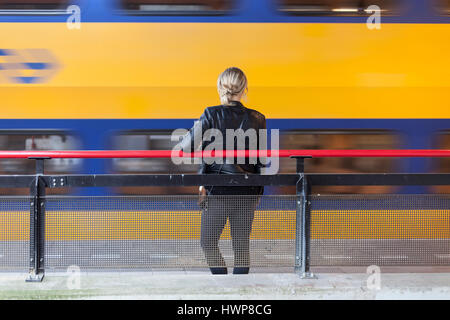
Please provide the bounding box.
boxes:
[217,67,248,105]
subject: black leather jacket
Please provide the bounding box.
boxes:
[180,101,267,175]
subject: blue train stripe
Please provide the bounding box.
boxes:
[0,118,447,196]
[0,0,448,24]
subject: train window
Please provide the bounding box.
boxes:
[0,0,70,10]
[0,130,82,195]
[110,130,199,195]
[432,131,450,193]
[277,0,400,15]
[111,129,400,195]
[435,133,450,173]
[434,0,450,15]
[276,130,400,194]
[120,0,232,14]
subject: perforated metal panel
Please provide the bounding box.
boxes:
[43,195,297,271]
[2,194,449,272]
[0,197,30,271]
[310,194,450,266]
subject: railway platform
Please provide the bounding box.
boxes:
[1,269,450,300]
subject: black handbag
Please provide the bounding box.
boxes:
[198,164,222,210]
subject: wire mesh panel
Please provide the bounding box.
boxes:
[3,192,445,273]
[310,194,450,267]
[44,195,297,271]
[0,197,30,271]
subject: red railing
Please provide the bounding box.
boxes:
[0,149,450,159]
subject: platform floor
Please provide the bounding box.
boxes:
[1,270,450,300]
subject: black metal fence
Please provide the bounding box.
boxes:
[0,157,450,282]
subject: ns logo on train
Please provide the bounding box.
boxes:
[0,49,60,84]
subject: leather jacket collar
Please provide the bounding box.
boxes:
[227,101,244,108]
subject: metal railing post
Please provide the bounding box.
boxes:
[26,158,48,282]
[292,156,316,279]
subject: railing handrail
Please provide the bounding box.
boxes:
[0,149,450,159]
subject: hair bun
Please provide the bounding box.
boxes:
[217,67,248,105]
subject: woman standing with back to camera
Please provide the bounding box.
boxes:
[180,67,266,275]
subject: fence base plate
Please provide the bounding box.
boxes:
[300,272,318,280]
[26,272,45,283]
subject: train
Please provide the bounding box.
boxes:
[0,0,449,196]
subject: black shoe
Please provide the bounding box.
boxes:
[210,267,227,275]
[233,267,249,274]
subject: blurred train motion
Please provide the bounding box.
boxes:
[0,0,449,196]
